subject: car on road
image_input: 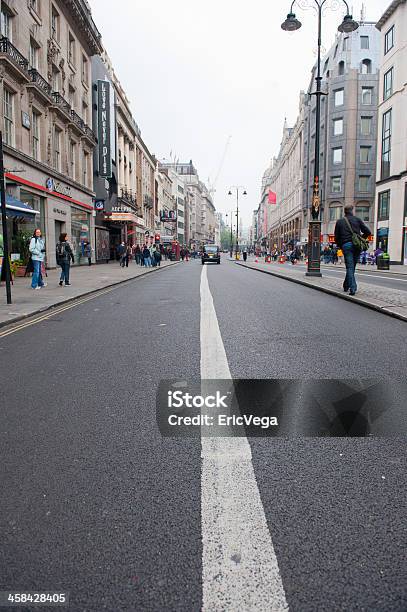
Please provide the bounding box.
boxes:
[202,245,220,265]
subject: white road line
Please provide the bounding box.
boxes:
[200,264,288,611]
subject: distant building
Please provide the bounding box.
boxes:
[375,0,407,263]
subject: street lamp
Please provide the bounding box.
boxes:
[228,187,247,260]
[282,0,358,277]
[225,212,234,258]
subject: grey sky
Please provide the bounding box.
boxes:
[90,0,386,229]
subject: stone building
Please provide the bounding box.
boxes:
[0,0,102,267]
[375,0,407,264]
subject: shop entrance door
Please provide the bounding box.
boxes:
[55,220,64,243]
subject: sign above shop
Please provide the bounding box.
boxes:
[104,212,138,223]
[53,207,67,216]
[95,200,105,210]
[46,178,72,198]
[97,79,112,179]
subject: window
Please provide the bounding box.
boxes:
[332,177,342,193]
[83,150,89,186]
[361,59,372,74]
[68,85,75,110]
[1,5,12,40]
[343,37,349,51]
[359,176,370,192]
[68,33,76,66]
[378,191,390,221]
[361,117,372,136]
[333,118,343,136]
[361,36,369,49]
[360,146,371,164]
[381,109,392,180]
[70,140,76,179]
[334,89,344,106]
[52,67,60,92]
[323,58,329,73]
[334,44,338,58]
[30,0,39,12]
[338,61,345,76]
[51,6,59,41]
[329,206,342,221]
[383,67,393,100]
[81,55,88,85]
[333,148,342,164]
[362,87,372,105]
[29,38,38,69]
[384,26,394,55]
[82,101,88,124]
[3,88,14,146]
[355,205,370,221]
[53,126,61,171]
[32,111,40,160]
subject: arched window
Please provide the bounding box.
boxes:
[338,61,345,76]
[355,201,370,222]
[329,203,342,222]
[361,59,372,74]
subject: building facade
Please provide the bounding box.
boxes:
[302,23,380,245]
[1,0,102,267]
[375,0,407,264]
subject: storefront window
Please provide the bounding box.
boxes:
[71,207,90,265]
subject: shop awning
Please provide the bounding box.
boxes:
[4,195,39,219]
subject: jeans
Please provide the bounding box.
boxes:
[60,262,71,284]
[144,256,152,267]
[342,242,359,293]
[31,260,44,288]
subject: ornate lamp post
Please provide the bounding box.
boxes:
[228,187,247,259]
[281,0,358,277]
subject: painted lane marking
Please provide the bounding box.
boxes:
[200,264,288,611]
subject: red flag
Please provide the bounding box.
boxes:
[268,190,277,204]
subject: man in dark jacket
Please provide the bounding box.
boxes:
[334,204,371,296]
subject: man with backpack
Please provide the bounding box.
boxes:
[56,232,75,286]
[334,204,371,296]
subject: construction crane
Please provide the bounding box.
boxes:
[207,135,232,199]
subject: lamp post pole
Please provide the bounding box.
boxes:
[225,212,234,258]
[281,0,359,277]
[0,132,12,304]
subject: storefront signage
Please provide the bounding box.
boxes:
[112,205,132,213]
[160,210,177,222]
[53,207,67,216]
[104,212,138,223]
[95,200,105,210]
[97,79,112,179]
[46,178,72,198]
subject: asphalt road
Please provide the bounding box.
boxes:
[0,260,406,611]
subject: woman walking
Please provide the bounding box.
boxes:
[56,232,75,286]
[29,228,47,289]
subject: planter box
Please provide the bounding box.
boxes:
[15,266,27,277]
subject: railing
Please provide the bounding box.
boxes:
[0,37,29,74]
[28,69,52,97]
[70,109,85,131]
[119,189,138,208]
[144,195,154,208]
[82,123,96,141]
[52,92,71,116]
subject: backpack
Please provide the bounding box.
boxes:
[56,242,66,261]
[344,217,369,252]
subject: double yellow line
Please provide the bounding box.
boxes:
[0,286,115,339]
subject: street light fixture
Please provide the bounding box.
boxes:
[281,0,358,277]
[228,187,247,260]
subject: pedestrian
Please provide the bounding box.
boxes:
[154,246,162,267]
[125,244,132,267]
[243,249,248,262]
[134,244,141,265]
[29,228,47,289]
[334,204,371,296]
[337,248,344,265]
[56,232,75,287]
[185,248,190,262]
[180,247,185,261]
[117,242,126,267]
[83,240,92,266]
[143,244,152,267]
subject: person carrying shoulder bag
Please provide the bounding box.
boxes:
[56,232,75,286]
[29,228,47,289]
[334,204,371,296]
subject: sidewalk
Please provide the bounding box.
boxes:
[0,260,178,328]
[237,259,407,322]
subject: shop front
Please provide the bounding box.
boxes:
[0,196,39,280]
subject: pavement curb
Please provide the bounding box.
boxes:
[236,262,407,323]
[0,262,180,331]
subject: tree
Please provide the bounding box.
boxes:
[220,228,233,251]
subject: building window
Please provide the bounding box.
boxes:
[333,147,342,164]
[3,88,14,146]
[343,37,348,51]
[361,59,372,74]
[359,176,370,192]
[329,205,342,221]
[83,150,89,186]
[383,67,393,100]
[1,5,12,41]
[355,205,370,221]
[29,0,39,13]
[362,87,372,105]
[334,89,344,106]
[332,177,342,193]
[381,108,392,180]
[384,26,394,55]
[360,146,371,164]
[32,111,40,160]
[53,126,61,171]
[70,140,76,179]
[82,101,88,124]
[333,118,343,136]
[51,5,59,41]
[68,85,75,110]
[29,38,38,69]
[338,61,345,76]
[52,67,60,92]
[81,55,88,85]
[360,36,369,49]
[378,191,390,221]
[361,116,372,136]
[68,33,76,67]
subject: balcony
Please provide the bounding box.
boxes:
[0,37,30,82]
[144,195,154,209]
[51,92,72,121]
[27,69,53,103]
